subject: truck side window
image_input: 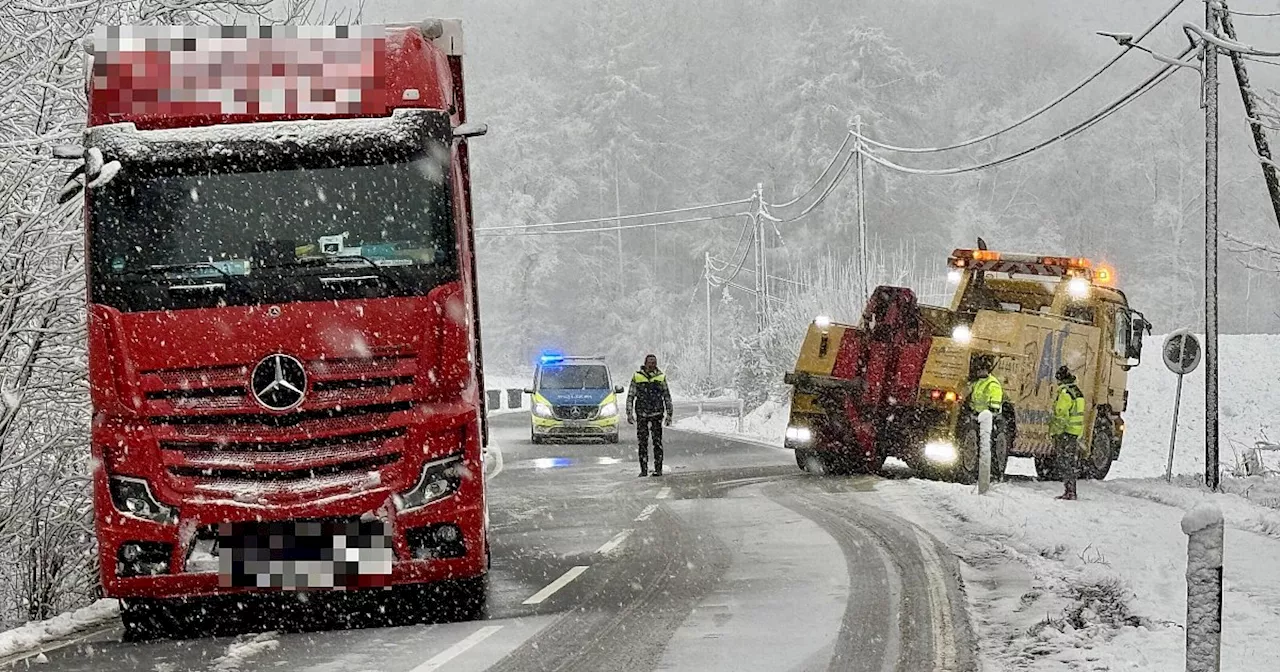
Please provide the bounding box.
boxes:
[1114,309,1130,357]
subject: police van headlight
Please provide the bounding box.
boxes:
[599,402,618,418]
[785,426,813,444]
[924,441,958,464]
[533,402,554,418]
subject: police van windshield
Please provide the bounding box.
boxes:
[540,365,610,390]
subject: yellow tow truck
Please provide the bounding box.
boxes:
[782,247,1151,482]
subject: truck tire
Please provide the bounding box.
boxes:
[120,598,195,642]
[954,426,978,485]
[1082,416,1116,480]
[795,449,812,471]
[1034,454,1059,481]
[955,423,1008,484]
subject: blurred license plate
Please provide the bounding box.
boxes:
[217,519,393,590]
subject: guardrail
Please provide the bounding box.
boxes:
[485,388,529,413]
[691,398,746,433]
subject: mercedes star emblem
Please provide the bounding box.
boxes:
[250,354,307,411]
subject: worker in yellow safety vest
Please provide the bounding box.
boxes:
[967,357,1003,416]
[1050,365,1087,501]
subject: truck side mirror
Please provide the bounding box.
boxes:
[523,388,533,395]
[1126,315,1149,361]
[453,122,488,140]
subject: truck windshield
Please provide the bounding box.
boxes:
[540,365,610,390]
[89,137,457,312]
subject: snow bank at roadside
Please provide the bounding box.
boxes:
[0,599,118,659]
[673,399,788,445]
[1115,333,1280,479]
[874,478,1280,671]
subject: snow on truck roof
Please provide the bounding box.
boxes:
[86,22,463,128]
[85,107,449,165]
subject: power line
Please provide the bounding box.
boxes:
[858,46,1195,176]
[1185,21,1280,56]
[1220,6,1280,17]
[853,0,1190,154]
[763,143,859,222]
[477,197,752,232]
[768,131,855,210]
[476,212,749,237]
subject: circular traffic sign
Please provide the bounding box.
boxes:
[1162,331,1201,375]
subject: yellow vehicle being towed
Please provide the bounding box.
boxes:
[783,247,1152,483]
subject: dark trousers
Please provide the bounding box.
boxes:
[636,415,664,473]
[1053,434,1079,494]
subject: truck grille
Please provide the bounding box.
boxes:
[140,356,416,414]
[553,405,598,421]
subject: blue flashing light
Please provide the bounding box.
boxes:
[539,352,564,365]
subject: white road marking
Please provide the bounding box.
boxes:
[596,529,632,555]
[522,566,590,605]
[913,527,958,671]
[410,625,504,672]
[655,487,671,499]
[634,504,659,521]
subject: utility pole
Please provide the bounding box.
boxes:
[1219,2,1280,228]
[614,157,624,297]
[705,251,713,381]
[753,183,767,333]
[855,115,869,305]
[1204,0,1221,492]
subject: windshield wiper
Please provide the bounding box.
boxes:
[119,262,235,292]
[301,255,404,292]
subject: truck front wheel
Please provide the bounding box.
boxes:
[1082,416,1116,480]
[121,598,199,642]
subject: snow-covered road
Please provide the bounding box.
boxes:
[3,407,978,671]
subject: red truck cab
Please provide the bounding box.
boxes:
[78,21,489,638]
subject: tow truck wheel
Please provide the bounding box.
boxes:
[954,428,979,485]
[1034,455,1060,481]
[1083,416,1116,480]
[795,449,811,471]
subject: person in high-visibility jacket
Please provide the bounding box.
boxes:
[1050,365,1087,501]
[627,354,673,477]
[968,357,1003,415]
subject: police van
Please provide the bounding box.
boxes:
[525,355,624,444]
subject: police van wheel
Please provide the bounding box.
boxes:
[1083,417,1115,480]
[605,434,619,444]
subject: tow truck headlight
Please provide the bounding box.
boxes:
[1067,277,1090,300]
[924,441,958,465]
[395,454,464,511]
[951,325,973,345]
[785,426,813,444]
[947,269,962,284]
[109,476,177,524]
[533,402,554,418]
[814,315,832,330]
[599,402,618,418]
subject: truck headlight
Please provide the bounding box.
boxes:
[785,426,813,443]
[924,441,958,464]
[109,476,177,524]
[533,402,554,418]
[395,454,464,511]
[951,325,972,345]
[599,402,618,418]
[1067,277,1090,300]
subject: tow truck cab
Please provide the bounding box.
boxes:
[526,355,623,444]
